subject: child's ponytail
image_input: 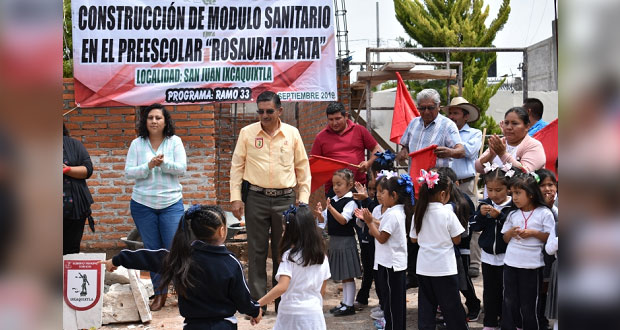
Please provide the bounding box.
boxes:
[413,170,452,235]
[159,205,226,297]
[280,204,326,267]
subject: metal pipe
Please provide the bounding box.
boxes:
[458,62,463,96]
[522,50,528,102]
[365,48,372,131]
[365,47,526,53]
[376,2,380,62]
[446,51,451,104]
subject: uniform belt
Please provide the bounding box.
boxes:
[248,184,293,197]
[458,176,475,184]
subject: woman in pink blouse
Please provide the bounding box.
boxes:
[476,107,546,174]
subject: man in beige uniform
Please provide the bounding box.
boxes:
[230,91,311,311]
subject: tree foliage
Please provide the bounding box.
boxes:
[393,0,511,134]
[63,0,73,78]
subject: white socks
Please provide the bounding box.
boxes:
[343,281,356,306]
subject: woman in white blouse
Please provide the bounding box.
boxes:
[125,103,187,311]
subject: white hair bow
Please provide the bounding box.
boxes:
[376,170,398,180]
[502,163,515,178]
[483,162,499,173]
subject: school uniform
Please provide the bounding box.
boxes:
[500,206,555,330]
[471,197,514,328]
[410,202,468,330]
[322,192,362,281]
[355,197,379,305]
[273,250,331,330]
[111,241,260,329]
[374,204,408,330]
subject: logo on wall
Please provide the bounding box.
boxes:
[255,137,264,149]
[63,260,102,311]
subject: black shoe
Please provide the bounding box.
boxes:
[466,307,481,322]
[329,302,345,314]
[333,305,355,317]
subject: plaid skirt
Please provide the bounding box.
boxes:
[328,235,362,281]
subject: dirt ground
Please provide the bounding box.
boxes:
[100,258,488,330]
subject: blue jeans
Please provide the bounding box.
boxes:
[130,198,184,294]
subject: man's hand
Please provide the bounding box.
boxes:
[358,160,370,172]
[396,146,409,163]
[231,200,245,220]
[434,146,453,158]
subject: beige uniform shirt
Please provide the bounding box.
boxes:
[230,121,311,203]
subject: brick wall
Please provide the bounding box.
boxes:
[63,70,350,251]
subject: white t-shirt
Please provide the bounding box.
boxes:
[374,204,408,271]
[501,206,556,269]
[481,197,513,266]
[275,250,331,314]
[318,192,357,229]
[410,202,465,276]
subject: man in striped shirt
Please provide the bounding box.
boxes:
[396,88,465,168]
[395,88,465,290]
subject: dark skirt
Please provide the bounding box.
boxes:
[328,235,362,281]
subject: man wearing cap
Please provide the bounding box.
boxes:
[445,96,483,280]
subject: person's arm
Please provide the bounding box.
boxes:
[293,129,311,204]
[360,143,382,171]
[257,275,290,306]
[320,280,328,297]
[475,148,496,173]
[354,208,390,243]
[326,199,348,225]
[230,129,248,219]
[447,213,466,245]
[396,145,409,163]
[518,229,550,243]
[125,140,151,179]
[545,234,558,255]
[451,235,462,245]
[437,121,465,158]
[455,130,482,160]
[230,256,261,318]
[160,136,187,175]
[64,165,89,179]
[500,137,546,173]
[106,249,168,273]
[65,141,94,179]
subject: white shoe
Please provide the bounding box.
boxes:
[370,310,384,320]
[370,306,382,313]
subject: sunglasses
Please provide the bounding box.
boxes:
[257,109,275,115]
[418,105,437,112]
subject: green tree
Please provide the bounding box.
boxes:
[63,0,73,78]
[393,0,511,134]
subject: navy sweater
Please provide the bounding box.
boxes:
[470,198,515,255]
[112,241,260,323]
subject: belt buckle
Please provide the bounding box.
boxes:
[264,189,278,197]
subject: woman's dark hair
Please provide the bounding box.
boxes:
[63,123,69,136]
[436,167,470,229]
[413,171,452,235]
[159,205,226,297]
[137,103,175,138]
[508,173,549,210]
[333,168,355,185]
[505,106,530,126]
[377,176,415,234]
[280,205,326,267]
[535,169,558,186]
[482,168,510,187]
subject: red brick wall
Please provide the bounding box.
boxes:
[63,71,349,251]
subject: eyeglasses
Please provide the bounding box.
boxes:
[418,105,437,112]
[257,109,275,115]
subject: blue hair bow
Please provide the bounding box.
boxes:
[374,150,396,167]
[397,174,415,206]
[182,204,201,231]
[283,203,307,224]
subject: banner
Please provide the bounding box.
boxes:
[71,0,337,107]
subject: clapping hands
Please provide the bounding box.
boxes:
[352,182,368,200]
[354,208,373,224]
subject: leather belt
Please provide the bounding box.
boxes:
[248,184,293,197]
[458,176,475,184]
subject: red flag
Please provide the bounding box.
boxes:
[408,144,438,197]
[390,72,420,144]
[309,155,354,193]
[533,118,558,176]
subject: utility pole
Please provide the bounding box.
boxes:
[376,1,380,62]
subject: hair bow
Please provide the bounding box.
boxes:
[397,174,415,206]
[376,170,398,180]
[283,203,307,224]
[529,171,540,183]
[182,204,201,231]
[417,169,440,189]
[501,163,515,178]
[483,162,499,173]
[374,150,395,167]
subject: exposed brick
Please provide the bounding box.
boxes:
[176,120,201,127]
[98,187,122,194]
[69,116,95,122]
[109,107,136,114]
